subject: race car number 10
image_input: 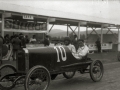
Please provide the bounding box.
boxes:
[54,46,67,62]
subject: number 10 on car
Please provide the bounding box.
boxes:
[54,46,67,62]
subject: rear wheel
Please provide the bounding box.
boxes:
[25,65,51,90]
[90,60,104,82]
[63,71,76,79]
[0,64,17,89]
[13,75,25,88]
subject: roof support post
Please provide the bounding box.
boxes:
[0,13,4,37]
[74,26,78,32]
[67,24,69,36]
[47,18,49,35]
[106,28,114,34]
[101,25,103,53]
[70,26,78,35]
[106,28,110,34]
[68,25,77,36]
[78,22,80,39]
[86,27,100,39]
[107,28,118,39]
[49,24,54,32]
[86,27,93,39]
[91,27,100,38]
[118,26,120,51]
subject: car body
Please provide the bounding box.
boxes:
[0,46,104,90]
[17,46,91,74]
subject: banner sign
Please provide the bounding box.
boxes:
[23,15,34,20]
[88,43,113,51]
[4,20,47,30]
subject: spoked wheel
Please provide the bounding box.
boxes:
[25,65,51,90]
[0,64,17,89]
[63,71,76,79]
[90,60,104,82]
[13,75,25,88]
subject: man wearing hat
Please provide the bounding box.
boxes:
[12,34,21,60]
[44,35,50,46]
[73,39,89,59]
[64,37,76,54]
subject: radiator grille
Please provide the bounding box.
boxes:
[17,50,26,72]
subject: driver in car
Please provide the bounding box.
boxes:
[64,37,89,60]
[73,39,89,59]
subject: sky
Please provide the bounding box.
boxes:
[0,0,120,31]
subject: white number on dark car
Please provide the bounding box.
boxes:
[54,46,67,62]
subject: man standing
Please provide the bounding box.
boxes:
[19,33,26,48]
[74,39,89,59]
[44,35,50,46]
[12,34,21,60]
[64,37,76,54]
[95,38,101,53]
[30,35,36,44]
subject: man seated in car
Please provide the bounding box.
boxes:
[64,37,76,54]
[64,37,89,59]
[73,39,89,59]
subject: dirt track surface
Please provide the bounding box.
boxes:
[9,62,120,90]
[1,51,119,90]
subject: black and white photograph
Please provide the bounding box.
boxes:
[0,0,120,90]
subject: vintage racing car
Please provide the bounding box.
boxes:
[0,46,104,90]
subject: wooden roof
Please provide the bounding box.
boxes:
[0,2,119,28]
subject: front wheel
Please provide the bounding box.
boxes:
[89,60,104,82]
[63,71,76,79]
[25,65,51,90]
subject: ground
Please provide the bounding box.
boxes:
[10,62,120,90]
[1,51,120,90]
[88,51,118,63]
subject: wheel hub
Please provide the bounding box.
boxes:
[35,78,42,84]
[93,66,100,74]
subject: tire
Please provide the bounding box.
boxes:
[89,60,104,82]
[0,64,17,90]
[63,71,76,79]
[13,75,25,88]
[25,65,51,90]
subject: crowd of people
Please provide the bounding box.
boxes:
[3,33,30,60]
[3,33,51,60]
[2,33,91,60]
